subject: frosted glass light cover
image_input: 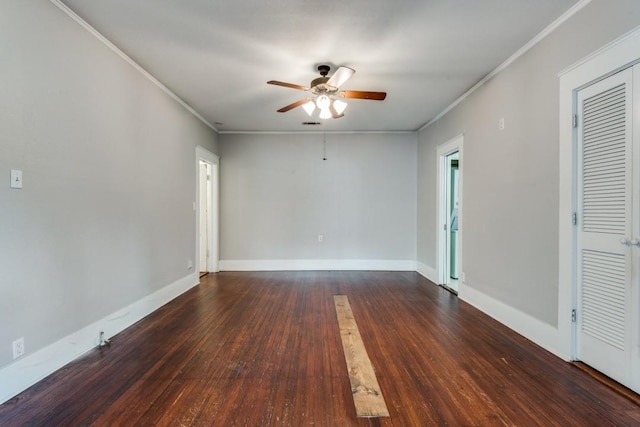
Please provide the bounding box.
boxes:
[316,94,330,109]
[319,107,331,119]
[302,101,316,116]
[333,100,347,115]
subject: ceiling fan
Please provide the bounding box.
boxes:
[267,65,386,120]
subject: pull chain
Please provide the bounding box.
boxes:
[323,133,327,161]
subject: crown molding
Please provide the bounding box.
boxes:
[417,0,593,133]
[50,0,593,136]
[219,130,416,135]
[49,0,219,133]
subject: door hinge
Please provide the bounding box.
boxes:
[572,114,578,128]
[571,309,577,323]
[572,212,577,226]
[206,174,211,181]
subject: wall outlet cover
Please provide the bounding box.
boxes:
[12,337,25,359]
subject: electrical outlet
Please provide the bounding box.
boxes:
[498,118,505,131]
[12,337,24,359]
[318,234,323,243]
[461,272,466,283]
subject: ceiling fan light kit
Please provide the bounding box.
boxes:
[267,65,386,120]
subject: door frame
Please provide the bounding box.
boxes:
[196,145,219,274]
[198,161,211,271]
[558,26,640,362]
[437,134,464,289]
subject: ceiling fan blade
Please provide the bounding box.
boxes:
[340,90,387,101]
[326,66,355,89]
[329,103,344,119]
[267,80,309,91]
[277,98,310,113]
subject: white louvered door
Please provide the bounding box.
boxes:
[576,66,636,388]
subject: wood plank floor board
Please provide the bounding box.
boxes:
[1,271,639,426]
[334,295,390,418]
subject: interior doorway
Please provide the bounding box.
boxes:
[437,135,463,294]
[196,146,219,276]
[199,161,211,275]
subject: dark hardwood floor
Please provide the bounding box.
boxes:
[1,271,639,426]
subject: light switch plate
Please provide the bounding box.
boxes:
[10,169,23,189]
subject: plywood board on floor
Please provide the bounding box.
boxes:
[334,294,390,418]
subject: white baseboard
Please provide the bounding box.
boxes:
[219,259,417,271]
[416,262,438,284]
[0,267,568,406]
[0,272,199,405]
[459,283,563,359]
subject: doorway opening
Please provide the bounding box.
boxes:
[199,160,211,276]
[196,146,219,276]
[437,135,463,294]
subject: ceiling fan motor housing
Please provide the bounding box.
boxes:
[310,77,331,92]
[311,65,336,94]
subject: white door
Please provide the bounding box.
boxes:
[576,66,636,387]
[196,146,220,275]
[199,161,209,272]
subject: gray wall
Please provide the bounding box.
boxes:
[417,0,640,327]
[220,133,417,261]
[0,1,218,369]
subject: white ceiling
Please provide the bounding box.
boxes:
[60,0,579,133]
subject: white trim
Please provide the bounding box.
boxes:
[0,273,199,405]
[558,27,640,77]
[211,162,220,272]
[558,25,640,362]
[416,262,438,284]
[196,146,220,274]
[459,283,564,360]
[49,0,218,132]
[436,134,464,288]
[219,259,417,271]
[219,130,416,135]
[418,0,593,132]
